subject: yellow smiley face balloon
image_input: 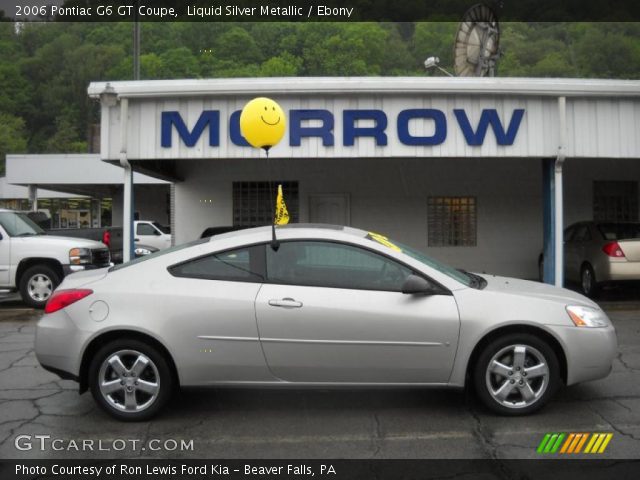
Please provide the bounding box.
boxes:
[239,97,286,151]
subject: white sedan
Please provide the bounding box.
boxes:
[35,224,617,421]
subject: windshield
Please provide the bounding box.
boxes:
[110,237,208,272]
[0,212,45,237]
[365,232,474,287]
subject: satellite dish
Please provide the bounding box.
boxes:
[453,3,501,77]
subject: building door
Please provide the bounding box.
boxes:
[309,194,350,225]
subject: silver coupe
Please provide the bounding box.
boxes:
[35,225,617,421]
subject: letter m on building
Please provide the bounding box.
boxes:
[161,111,220,147]
[455,108,525,146]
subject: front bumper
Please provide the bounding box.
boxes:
[551,324,618,385]
[62,263,113,276]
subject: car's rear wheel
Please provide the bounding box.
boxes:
[474,333,560,415]
[19,264,60,309]
[89,339,173,421]
[580,264,599,298]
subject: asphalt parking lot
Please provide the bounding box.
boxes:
[0,293,639,460]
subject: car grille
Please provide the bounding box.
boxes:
[91,248,111,267]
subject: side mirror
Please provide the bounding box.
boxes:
[401,274,439,295]
[154,229,162,236]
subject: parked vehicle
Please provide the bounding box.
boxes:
[35,224,616,421]
[134,221,171,250]
[42,221,167,263]
[0,209,110,308]
[539,221,640,297]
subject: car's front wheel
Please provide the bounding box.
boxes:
[473,333,560,415]
[89,339,173,421]
[19,264,61,309]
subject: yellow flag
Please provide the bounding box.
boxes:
[274,184,290,225]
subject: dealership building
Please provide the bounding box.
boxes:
[86,77,640,281]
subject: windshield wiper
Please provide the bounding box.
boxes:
[14,232,38,237]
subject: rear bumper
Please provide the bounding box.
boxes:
[597,261,640,282]
[35,310,86,379]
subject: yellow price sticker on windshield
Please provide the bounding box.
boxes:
[367,232,402,252]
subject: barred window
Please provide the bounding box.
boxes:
[428,196,477,247]
[233,181,299,227]
[593,181,638,222]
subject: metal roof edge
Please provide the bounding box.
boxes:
[88,77,640,99]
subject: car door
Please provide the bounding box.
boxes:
[254,240,460,384]
[164,244,273,384]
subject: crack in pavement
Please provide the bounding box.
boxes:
[588,405,640,442]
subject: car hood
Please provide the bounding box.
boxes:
[478,274,598,307]
[21,235,106,249]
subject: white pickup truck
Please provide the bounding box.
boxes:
[0,209,110,308]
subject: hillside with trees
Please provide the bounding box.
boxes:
[1,22,639,172]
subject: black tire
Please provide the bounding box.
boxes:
[473,333,561,416]
[18,264,61,309]
[580,264,600,298]
[89,339,174,421]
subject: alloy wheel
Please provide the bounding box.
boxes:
[98,350,160,412]
[485,344,549,409]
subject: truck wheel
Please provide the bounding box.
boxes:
[19,265,61,309]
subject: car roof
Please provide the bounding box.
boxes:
[207,223,370,243]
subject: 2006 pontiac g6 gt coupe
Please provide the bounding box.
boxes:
[35,225,617,421]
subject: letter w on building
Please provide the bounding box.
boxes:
[275,185,290,225]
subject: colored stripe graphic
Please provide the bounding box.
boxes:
[537,433,565,453]
[538,433,613,454]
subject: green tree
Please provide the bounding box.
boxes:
[0,113,28,175]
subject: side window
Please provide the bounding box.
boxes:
[564,226,576,243]
[169,246,264,282]
[137,223,156,235]
[573,225,591,242]
[266,241,413,291]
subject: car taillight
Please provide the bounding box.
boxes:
[102,230,111,247]
[45,289,93,314]
[602,241,625,258]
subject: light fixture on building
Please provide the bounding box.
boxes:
[424,56,454,77]
[99,83,118,107]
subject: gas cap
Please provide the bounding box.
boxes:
[89,301,109,322]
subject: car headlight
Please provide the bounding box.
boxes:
[566,305,609,328]
[134,247,154,256]
[69,247,91,265]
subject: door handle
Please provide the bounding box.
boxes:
[135,238,140,241]
[268,297,303,308]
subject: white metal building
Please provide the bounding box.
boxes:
[87,77,640,280]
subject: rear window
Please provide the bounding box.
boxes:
[597,223,640,241]
[110,238,209,272]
